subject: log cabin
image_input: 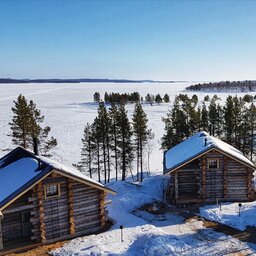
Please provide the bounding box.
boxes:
[163,131,255,204]
[0,147,116,253]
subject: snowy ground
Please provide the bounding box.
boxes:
[52,175,256,256]
[200,201,256,231]
[0,83,256,255]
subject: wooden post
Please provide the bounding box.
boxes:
[68,179,75,235]
[0,211,3,250]
[201,157,206,199]
[247,168,254,200]
[174,172,178,200]
[99,191,107,227]
[223,156,227,199]
[37,182,46,243]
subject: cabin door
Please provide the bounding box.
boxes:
[205,169,224,199]
[21,210,32,238]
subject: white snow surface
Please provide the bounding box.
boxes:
[165,131,255,172]
[0,157,39,203]
[200,201,256,231]
[52,175,256,255]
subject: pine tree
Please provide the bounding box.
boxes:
[132,102,149,181]
[117,104,134,181]
[247,103,256,161]
[224,95,235,144]
[77,123,94,178]
[9,94,31,148]
[94,101,110,183]
[109,103,121,181]
[161,110,175,150]
[200,103,209,131]
[91,118,102,183]
[28,100,57,157]
[209,97,218,136]
[9,94,57,156]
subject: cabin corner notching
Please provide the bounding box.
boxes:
[164,132,256,204]
[0,147,116,252]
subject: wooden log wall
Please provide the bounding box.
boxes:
[41,174,69,241]
[0,171,108,246]
[1,192,32,242]
[72,181,102,234]
[37,181,46,243]
[67,179,75,235]
[30,187,41,242]
[168,149,254,204]
[203,151,224,200]
[177,169,200,197]
[225,159,249,200]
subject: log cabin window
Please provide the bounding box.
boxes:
[207,159,219,169]
[44,184,60,199]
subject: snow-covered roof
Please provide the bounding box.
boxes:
[164,131,255,173]
[38,155,110,191]
[0,147,115,210]
[0,157,39,203]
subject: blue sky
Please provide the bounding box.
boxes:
[0,0,256,81]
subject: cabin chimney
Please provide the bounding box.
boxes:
[204,138,207,147]
[33,137,39,156]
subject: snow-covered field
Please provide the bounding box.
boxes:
[52,176,256,255]
[0,82,254,176]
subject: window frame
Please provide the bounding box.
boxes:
[207,158,219,169]
[44,183,61,199]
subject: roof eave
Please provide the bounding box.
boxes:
[164,145,255,175]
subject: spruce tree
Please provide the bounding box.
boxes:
[163,93,170,103]
[93,92,101,102]
[155,94,162,104]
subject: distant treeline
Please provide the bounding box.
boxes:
[186,81,256,92]
[93,92,171,104]
[0,78,174,84]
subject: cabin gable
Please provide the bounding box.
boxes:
[0,171,108,251]
[167,149,255,204]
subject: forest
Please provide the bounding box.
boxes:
[186,80,256,92]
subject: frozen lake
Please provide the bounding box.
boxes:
[0,82,254,177]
